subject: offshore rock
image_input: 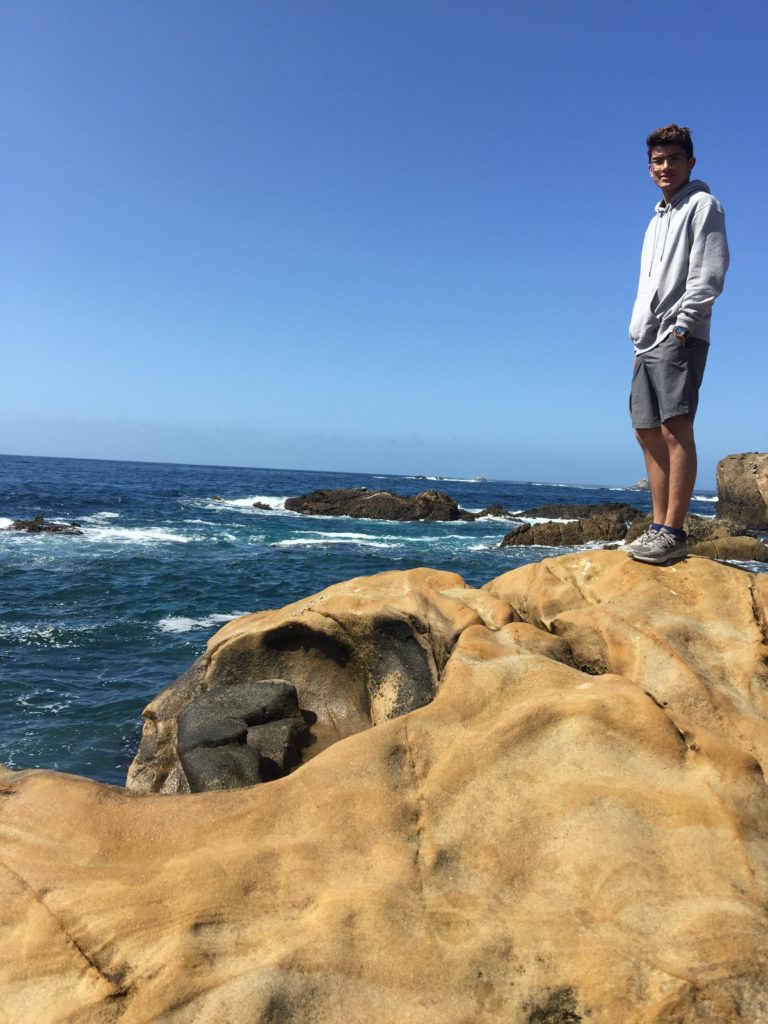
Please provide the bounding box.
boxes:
[7,515,83,536]
[2,553,768,1023]
[284,487,474,521]
[716,452,768,529]
[500,503,643,547]
[519,502,644,521]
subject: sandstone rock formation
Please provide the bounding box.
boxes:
[716,452,768,529]
[6,515,83,536]
[2,553,768,1023]
[127,568,514,794]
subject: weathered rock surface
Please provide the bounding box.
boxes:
[2,553,768,1023]
[284,487,474,521]
[689,535,768,561]
[127,568,515,794]
[6,515,83,536]
[717,452,768,529]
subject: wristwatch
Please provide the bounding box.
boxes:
[673,326,689,340]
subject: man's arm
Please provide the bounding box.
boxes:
[675,201,730,336]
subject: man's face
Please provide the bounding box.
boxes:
[648,144,696,198]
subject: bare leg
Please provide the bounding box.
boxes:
[660,414,697,529]
[635,426,670,523]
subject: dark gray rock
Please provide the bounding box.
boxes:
[247,719,310,779]
[520,502,644,521]
[8,516,83,536]
[179,745,263,792]
[175,679,310,793]
[177,680,300,753]
[284,487,474,522]
[501,504,644,548]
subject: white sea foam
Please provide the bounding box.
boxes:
[693,495,718,502]
[407,476,484,484]
[0,623,90,648]
[157,612,245,634]
[0,518,14,530]
[518,516,579,525]
[15,689,73,714]
[84,525,191,545]
[271,537,396,550]
[79,511,121,526]
[313,531,382,540]
[208,494,288,512]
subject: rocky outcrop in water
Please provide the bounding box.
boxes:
[501,502,644,547]
[6,515,83,535]
[716,452,768,529]
[2,553,768,1022]
[285,487,474,520]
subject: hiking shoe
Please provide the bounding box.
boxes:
[624,526,658,557]
[629,529,688,565]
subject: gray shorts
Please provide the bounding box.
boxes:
[629,334,709,429]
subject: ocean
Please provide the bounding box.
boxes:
[0,453,754,786]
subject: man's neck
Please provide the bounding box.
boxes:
[661,177,691,205]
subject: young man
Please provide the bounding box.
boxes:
[626,124,729,564]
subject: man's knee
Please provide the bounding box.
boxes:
[635,425,661,449]
[660,414,694,446]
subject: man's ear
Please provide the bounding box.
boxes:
[689,155,697,172]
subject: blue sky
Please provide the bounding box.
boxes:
[2,0,765,486]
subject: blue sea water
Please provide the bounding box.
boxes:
[0,453,754,786]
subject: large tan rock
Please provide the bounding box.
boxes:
[716,453,768,530]
[2,553,768,1023]
[127,568,516,794]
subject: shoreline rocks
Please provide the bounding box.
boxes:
[500,502,768,561]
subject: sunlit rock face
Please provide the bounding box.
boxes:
[716,452,768,530]
[126,568,515,794]
[2,552,768,1024]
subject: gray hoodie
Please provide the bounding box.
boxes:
[629,179,729,354]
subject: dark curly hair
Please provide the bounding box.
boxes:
[646,124,694,160]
